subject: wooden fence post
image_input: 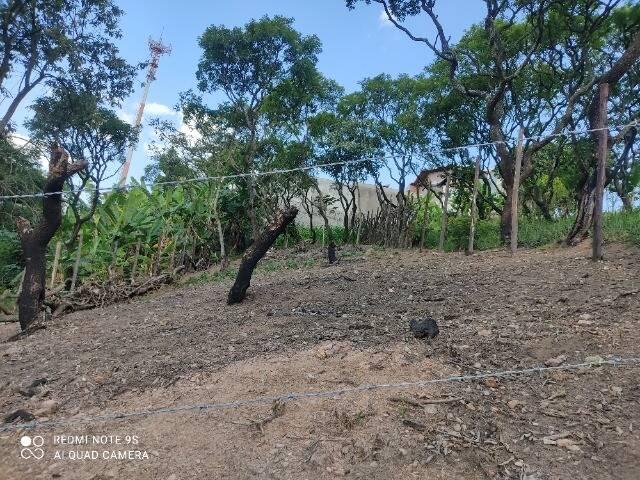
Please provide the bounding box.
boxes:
[438,173,450,251]
[355,185,362,246]
[50,240,62,288]
[419,187,432,252]
[593,83,609,261]
[511,128,525,255]
[467,156,481,255]
[70,230,83,292]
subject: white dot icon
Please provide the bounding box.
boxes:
[20,436,32,447]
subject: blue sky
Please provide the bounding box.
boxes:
[15,0,486,182]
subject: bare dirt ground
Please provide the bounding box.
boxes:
[0,242,639,480]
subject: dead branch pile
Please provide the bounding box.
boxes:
[45,267,183,316]
[359,201,416,248]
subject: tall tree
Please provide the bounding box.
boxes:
[195,15,322,241]
[340,74,434,202]
[309,111,379,239]
[0,0,136,132]
[347,0,635,242]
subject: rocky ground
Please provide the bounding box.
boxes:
[0,242,639,480]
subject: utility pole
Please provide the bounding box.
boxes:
[118,38,171,189]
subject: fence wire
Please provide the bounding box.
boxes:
[1,122,636,202]
[1,356,638,433]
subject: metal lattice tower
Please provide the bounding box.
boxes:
[118,37,172,188]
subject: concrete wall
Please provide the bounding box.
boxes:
[292,178,398,228]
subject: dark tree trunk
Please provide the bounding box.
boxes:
[566,175,597,246]
[342,211,349,243]
[309,215,316,244]
[227,207,298,305]
[15,146,87,331]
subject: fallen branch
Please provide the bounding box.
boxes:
[45,271,180,316]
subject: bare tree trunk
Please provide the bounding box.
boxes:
[467,157,481,255]
[15,146,87,331]
[566,177,596,246]
[71,230,83,291]
[511,128,525,255]
[212,184,227,269]
[228,207,298,304]
[50,241,62,288]
[438,174,450,251]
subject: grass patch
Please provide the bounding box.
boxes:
[422,209,640,252]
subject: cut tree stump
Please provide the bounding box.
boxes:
[227,207,298,305]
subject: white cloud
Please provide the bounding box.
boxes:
[144,102,177,117]
[179,117,203,144]
[117,109,134,124]
[379,9,395,28]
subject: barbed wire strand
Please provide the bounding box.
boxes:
[1,356,638,433]
[1,122,637,202]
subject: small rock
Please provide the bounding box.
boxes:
[545,355,568,367]
[409,318,439,339]
[477,329,491,337]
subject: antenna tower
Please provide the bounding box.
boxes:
[118,37,171,188]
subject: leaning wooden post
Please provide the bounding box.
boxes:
[49,240,62,288]
[70,230,83,292]
[438,173,450,251]
[593,83,609,261]
[511,128,525,255]
[228,207,298,304]
[467,157,481,255]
